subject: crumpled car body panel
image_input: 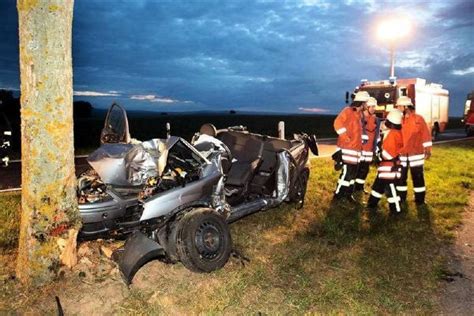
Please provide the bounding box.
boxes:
[78,135,215,238]
[87,137,180,186]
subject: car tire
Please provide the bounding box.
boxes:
[176,208,232,273]
[156,222,179,263]
[291,168,309,209]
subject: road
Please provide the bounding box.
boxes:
[0,129,471,191]
[314,128,470,157]
[0,156,90,191]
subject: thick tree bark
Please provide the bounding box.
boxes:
[16,0,80,286]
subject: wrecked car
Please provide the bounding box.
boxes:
[77,103,317,283]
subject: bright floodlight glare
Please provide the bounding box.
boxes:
[377,18,411,42]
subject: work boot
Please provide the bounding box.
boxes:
[352,191,364,202]
[388,210,405,221]
[400,200,409,212]
[361,209,371,223]
[350,195,366,208]
[331,193,344,203]
[416,203,431,223]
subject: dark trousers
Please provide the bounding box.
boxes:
[354,161,370,192]
[367,177,401,213]
[397,165,426,204]
[334,163,358,199]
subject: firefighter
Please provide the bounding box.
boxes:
[333,90,369,201]
[395,96,432,205]
[354,97,379,193]
[366,109,404,213]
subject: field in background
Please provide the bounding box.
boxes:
[6,111,465,156]
[5,112,337,158]
[0,140,473,313]
[73,112,338,150]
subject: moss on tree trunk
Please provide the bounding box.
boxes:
[16,0,80,286]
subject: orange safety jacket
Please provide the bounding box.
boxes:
[361,113,377,162]
[377,129,403,179]
[334,107,362,165]
[400,113,432,167]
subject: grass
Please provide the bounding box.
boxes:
[0,193,21,249]
[0,140,473,314]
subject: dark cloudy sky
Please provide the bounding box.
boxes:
[0,0,473,114]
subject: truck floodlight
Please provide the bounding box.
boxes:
[377,18,411,41]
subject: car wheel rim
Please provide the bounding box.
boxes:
[195,221,221,260]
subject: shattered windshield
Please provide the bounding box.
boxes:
[167,140,206,170]
[106,105,127,139]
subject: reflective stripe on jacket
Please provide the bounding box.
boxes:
[400,154,425,167]
[338,147,360,164]
[377,129,403,179]
[360,150,373,162]
[334,107,362,164]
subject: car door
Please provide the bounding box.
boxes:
[100,103,131,144]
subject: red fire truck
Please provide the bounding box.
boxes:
[462,90,474,136]
[354,77,449,138]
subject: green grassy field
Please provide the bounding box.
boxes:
[0,140,473,313]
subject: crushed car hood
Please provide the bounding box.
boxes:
[87,137,180,186]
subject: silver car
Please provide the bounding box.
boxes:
[77,103,317,283]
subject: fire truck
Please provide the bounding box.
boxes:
[462,90,474,136]
[354,77,449,138]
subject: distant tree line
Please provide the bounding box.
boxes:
[72,100,93,118]
[0,89,94,152]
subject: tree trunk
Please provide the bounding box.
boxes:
[16,0,80,286]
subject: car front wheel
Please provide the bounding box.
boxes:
[176,208,232,273]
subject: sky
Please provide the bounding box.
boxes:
[0,0,473,115]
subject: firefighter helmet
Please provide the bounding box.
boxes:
[367,97,377,107]
[354,91,370,102]
[396,96,413,107]
[386,109,403,125]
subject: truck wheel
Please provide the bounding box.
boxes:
[467,126,474,137]
[431,124,439,141]
[176,208,232,273]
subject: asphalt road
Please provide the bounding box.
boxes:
[313,128,470,157]
[0,156,90,191]
[0,129,471,191]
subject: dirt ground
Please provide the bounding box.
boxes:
[2,185,473,314]
[54,191,474,315]
[439,192,474,315]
